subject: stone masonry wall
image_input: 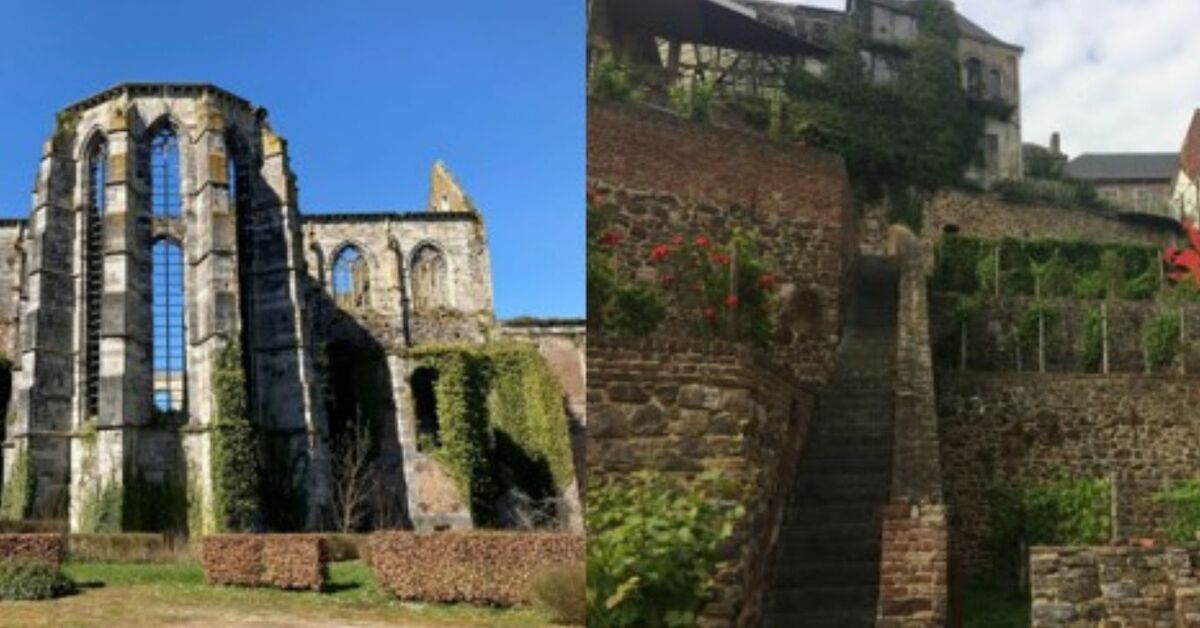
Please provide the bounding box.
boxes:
[922,191,1176,264]
[1030,545,1200,627]
[877,229,949,627]
[588,101,853,385]
[938,373,1200,573]
[588,335,815,627]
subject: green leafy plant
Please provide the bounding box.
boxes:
[1080,307,1104,372]
[1153,479,1200,542]
[1017,302,1058,362]
[0,447,33,521]
[1141,312,1181,368]
[587,189,666,337]
[587,470,745,628]
[0,560,76,600]
[988,475,1110,583]
[668,78,717,122]
[210,339,260,533]
[992,178,1115,213]
[589,55,635,102]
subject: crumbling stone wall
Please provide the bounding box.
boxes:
[938,373,1200,573]
[587,101,853,385]
[1030,545,1200,627]
[588,335,814,626]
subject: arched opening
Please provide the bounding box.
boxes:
[152,238,186,414]
[411,244,447,312]
[150,126,181,218]
[986,68,1003,100]
[84,136,107,420]
[332,244,369,308]
[411,367,440,452]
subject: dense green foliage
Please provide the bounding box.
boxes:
[964,578,1031,628]
[988,475,1110,582]
[413,342,574,526]
[1016,302,1058,361]
[932,235,1163,299]
[210,340,260,533]
[587,471,744,628]
[992,178,1114,213]
[1152,480,1200,542]
[0,560,76,601]
[668,77,716,122]
[0,447,33,521]
[1141,312,1181,368]
[785,0,981,204]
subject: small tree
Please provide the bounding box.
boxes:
[331,419,378,533]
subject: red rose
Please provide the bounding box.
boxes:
[711,252,731,266]
[704,306,717,321]
[601,230,624,247]
[758,274,777,290]
[671,234,684,246]
[695,235,711,248]
[726,294,739,309]
[650,244,670,262]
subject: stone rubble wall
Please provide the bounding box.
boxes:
[938,373,1200,573]
[878,229,948,627]
[587,101,853,386]
[1030,545,1200,627]
[588,335,814,627]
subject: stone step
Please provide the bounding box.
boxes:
[797,456,891,476]
[770,561,880,588]
[778,520,880,543]
[784,503,880,525]
[762,611,875,628]
[768,585,878,613]
[803,433,892,449]
[774,538,882,562]
[790,481,890,504]
[798,444,892,462]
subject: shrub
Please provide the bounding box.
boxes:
[0,560,75,601]
[587,470,745,628]
[587,200,666,337]
[589,55,634,102]
[0,534,65,567]
[369,530,584,606]
[1153,480,1200,542]
[1142,312,1181,368]
[989,475,1109,582]
[530,563,585,625]
[992,178,1113,213]
[201,534,328,591]
[211,340,260,533]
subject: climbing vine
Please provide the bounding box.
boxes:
[1152,479,1200,543]
[1080,307,1104,373]
[210,339,260,533]
[0,448,33,521]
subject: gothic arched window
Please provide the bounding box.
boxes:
[411,244,447,312]
[965,57,983,97]
[85,137,107,419]
[332,245,369,308]
[152,238,186,413]
[151,126,181,218]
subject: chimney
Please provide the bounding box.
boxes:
[1050,132,1061,156]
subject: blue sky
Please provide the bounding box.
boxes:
[0,0,583,318]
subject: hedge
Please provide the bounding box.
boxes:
[201,534,328,591]
[369,530,584,606]
[0,534,65,567]
[68,533,183,563]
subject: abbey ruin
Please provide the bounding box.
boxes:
[0,83,583,536]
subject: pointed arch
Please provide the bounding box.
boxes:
[83,132,108,419]
[332,243,370,308]
[148,121,181,219]
[410,243,448,312]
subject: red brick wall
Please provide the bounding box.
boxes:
[878,501,949,627]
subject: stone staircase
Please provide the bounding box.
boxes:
[763,256,899,628]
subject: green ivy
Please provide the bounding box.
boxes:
[1141,312,1181,368]
[210,339,260,533]
[1152,479,1200,542]
[989,475,1110,583]
[587,470,745,628]
[0,447,33,521]
[78,479,122,533]
[412,342,576,527]
[1017,302,1058,362]
[589,55,635,103]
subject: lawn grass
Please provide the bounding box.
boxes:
[0,560,557,627]
[964,579,1030,628]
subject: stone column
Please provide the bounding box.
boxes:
[11,131,78,520]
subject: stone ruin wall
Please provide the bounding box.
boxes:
[1030,545,1200,627]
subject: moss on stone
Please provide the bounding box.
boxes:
[78,479,122,533]
[210,339,260,532]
